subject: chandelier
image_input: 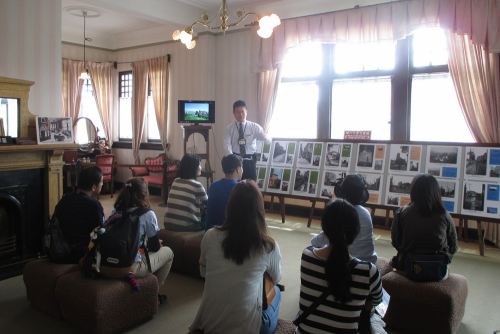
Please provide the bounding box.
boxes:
[79,11,92,80]
[172,0,280,49]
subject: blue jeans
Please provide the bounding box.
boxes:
[260,286,281,334]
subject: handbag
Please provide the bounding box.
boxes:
[405,252,450,282]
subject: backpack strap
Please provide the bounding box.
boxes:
[131,206,154,273]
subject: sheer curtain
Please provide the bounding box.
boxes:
[87,62,113,144]
[256,65,282,135]
[131,60,149,164]
[62,59,84,121]
[446,32,500,246]
[148,56,169,152]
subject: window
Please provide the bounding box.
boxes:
[118,71,160,141]
[77,79,105,144]
[271,27,474,143]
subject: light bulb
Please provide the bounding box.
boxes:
[180,31,192,44]
[187,40,196,49]
[79,69,89,80]
[257,28,272,38]
[172,30,181,40]
[270,14,281,27]
[259,16,272,30]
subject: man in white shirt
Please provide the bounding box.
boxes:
[223,100,270,181]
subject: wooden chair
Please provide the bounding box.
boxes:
[95,154,115,200]
[129,153,180,197]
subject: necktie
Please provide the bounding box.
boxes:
[238,123,246,156]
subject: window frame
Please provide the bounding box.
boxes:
[278,32,453,141]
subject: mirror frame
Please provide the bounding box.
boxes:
[0,77,36,138]
[73,117,98,153]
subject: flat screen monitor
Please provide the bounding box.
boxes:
[178,100,215,125]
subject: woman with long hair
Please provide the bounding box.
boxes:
[189,180,282,334]
[164,154,208,231]
[390,173,458,273]
[312,174,377,263]
[297,199,383,333]
[102,177,174,306]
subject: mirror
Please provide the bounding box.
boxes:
[0,98,19,137]
[73,117,97,152]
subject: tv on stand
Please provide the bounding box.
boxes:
[178,100,215,125]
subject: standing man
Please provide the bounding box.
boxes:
[223,100,271,181]
[205,154,243,231]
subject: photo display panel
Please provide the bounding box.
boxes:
[359,172,384,204]
[265,166,293,194]
[324,142,353,170]
[256,166,268,191]
[297,142,324,168]
[255,140,272,165]
[463,146,500,181]
[271,141,297,167]
[388,144,423,175]
[436,178,459,213]
[292,168,320,197]
[319,170,346,199]
[355,143,387,173]
[385,175,413,207]
[462,181,500,218]
[426,145,462,178]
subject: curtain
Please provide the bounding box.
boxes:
[148,56,170,153]
[256,65,282,135]
[61,59,84,122]
[251,0,500,72]
[87,62,113,145]
[131,60,149,164]
[446,31,500,246]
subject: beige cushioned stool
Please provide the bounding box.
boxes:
[382,271,468,334]
[374,257,393,277]
[23,259,80,318]
[55,271,158,334]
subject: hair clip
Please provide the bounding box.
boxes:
[125,183,132,188]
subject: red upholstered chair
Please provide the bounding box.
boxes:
[95,154,115,200]
[129,153,179,197]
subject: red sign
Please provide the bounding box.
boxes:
[343,131,372,140]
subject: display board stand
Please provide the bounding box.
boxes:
[182,125,214,189]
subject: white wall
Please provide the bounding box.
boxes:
[0,0,62,118]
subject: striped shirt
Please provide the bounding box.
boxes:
[164,178,208,231]
[298,246,382,334]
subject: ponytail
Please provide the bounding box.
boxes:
[321,199,360,303]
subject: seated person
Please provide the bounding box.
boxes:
[311,174,377,263]
[101,177,174,306]
[390,173,458,278]
[297,199,383,334]
[189,180,282,334]
[164,154,208,231]
[205,154,243,231]
[53,166,105,264]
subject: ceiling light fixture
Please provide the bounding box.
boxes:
[79,11,92,80]
[172,0,280,49]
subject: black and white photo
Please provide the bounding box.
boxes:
[36,117,73,144]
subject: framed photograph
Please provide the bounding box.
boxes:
[36,117,74,144]
[389,144,422,175]
[271,141,296,166]
[461,181,500,218]
[292,168,320,197]
[324,142,352,170]
[355,143,387,173]
[426,145,461,179]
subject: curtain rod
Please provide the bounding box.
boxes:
[63,55,171,69]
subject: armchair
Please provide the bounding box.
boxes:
[95,154,115,200]
[129,153,179,197]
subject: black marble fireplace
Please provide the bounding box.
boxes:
[0,169,45,280]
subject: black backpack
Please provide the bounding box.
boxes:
[95,207,152,270]
[44,205,72,263]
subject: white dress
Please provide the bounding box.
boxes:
[189,228,282,334]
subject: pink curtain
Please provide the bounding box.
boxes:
[61,59,84,121]
[131,60,149,164]
[148,56,170,153]
[87,62,113,145]
[251,0,500,72]
[256,65,282,135]
[446,31,500,246]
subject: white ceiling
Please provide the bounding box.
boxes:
[61,0,393,49]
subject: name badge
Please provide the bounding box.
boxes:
[238,139,246,145]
